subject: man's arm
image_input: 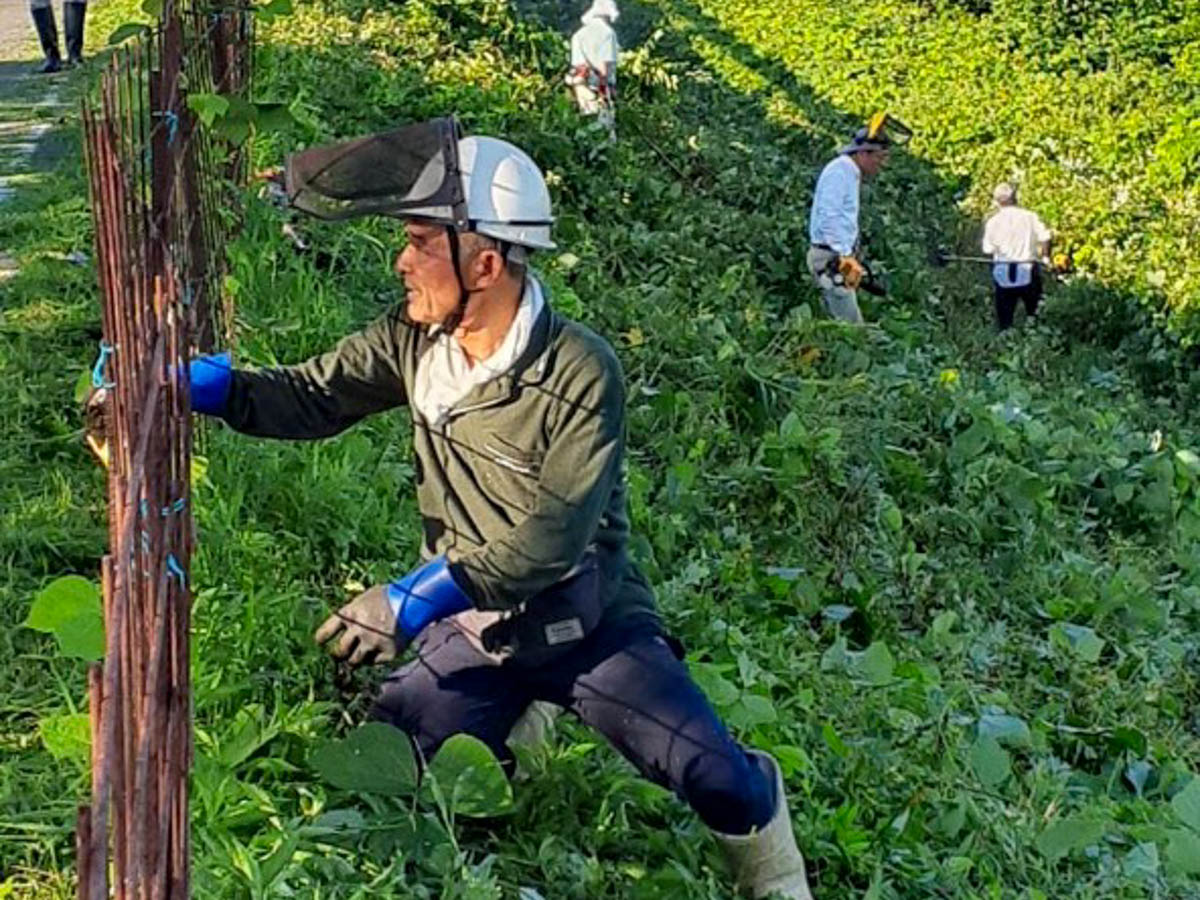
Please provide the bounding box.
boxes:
[447,346,624,611]
[221,306,410,439]
[982,218,996,255]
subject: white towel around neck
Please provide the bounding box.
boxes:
[413,277,546,427]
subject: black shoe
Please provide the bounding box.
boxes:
[64,2,87,67]
[30,7,63,74]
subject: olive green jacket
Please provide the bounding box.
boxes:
[220,284,658,660]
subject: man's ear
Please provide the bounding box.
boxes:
[471,247,507,290]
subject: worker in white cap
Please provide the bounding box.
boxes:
[982,182,1052,330]
[566,0,620,138]
[807,114,907,323]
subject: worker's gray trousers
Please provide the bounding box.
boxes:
[806,246,863,324]
[373,617,777,835]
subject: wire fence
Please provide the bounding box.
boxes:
[77,2,252,896]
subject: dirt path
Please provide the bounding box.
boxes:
[0,0,32,56]
[0,0,75,277]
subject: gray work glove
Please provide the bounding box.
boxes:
[314,585,402,667]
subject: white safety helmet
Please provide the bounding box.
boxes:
[582,0,619,24]
[458,136,556,251]
[284,118,555,252]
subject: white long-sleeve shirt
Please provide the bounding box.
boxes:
[982,206,1051,288]
[570,19,619,77]
[809,155,861,256]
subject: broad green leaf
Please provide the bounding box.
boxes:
[1171,777,1200,832]
[1166,828,1200,876]
[1122,842,1159,881]
[426,734,513,818]
[772,744,812,777]
[56,611,105,661]
[952,420,990,460]
[880,502,902,533]
[26,576,104,661]
[1049,622,1105,663]
[853,641,895,685]
[1176,449,1200,477]
[108,22,151,46]
[1036,815,1105,860]
[779,411,806,446]
[310,722,417,795]
[26,576,99,631]
[969,736,1010,787]
[254,102,294,133]
[727,694,777,730]
[258,0,294,20]
[187,93,230,129]
[73,368,92,404]
[140,0,163,17]
[978,713,1032,749]
[690,663,739,708]
[1110,726,1148,757]
[1125,760,1153,796]
[934,800,967,838]
[302,808,366,837]
[40,713,91,763]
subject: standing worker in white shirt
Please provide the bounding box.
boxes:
[982,182,1053,330]
[567,0,620,139]
[807,114,904,324]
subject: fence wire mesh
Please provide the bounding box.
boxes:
[78,2,252,896]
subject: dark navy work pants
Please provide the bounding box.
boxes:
[371,618,775,835]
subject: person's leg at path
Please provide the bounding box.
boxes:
[29,0,62,74]
[64,0,87,67]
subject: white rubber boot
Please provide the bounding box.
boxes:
[506,701,561,773]
[508,700,560,750]
[712,750,814,899]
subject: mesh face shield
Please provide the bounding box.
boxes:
[841,112,913,154]
[284,117,468,225]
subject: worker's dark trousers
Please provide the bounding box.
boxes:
[994,268,1043,330]
[372,618,776,835]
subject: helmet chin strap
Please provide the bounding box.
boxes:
[441,226,470,335]
[440,227,514,336]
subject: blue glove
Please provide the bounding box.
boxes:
[386,556,472,642]
[189,352,232,416]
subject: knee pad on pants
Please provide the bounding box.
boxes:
[681,748,775,834]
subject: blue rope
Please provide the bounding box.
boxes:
[91,341,116,388]
[161,498,187,517]
[166,554,187,587]
[154,110,180,145]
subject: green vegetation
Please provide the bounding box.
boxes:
[3,0,1200,896]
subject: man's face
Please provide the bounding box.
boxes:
[857,148,890,180]
[394,222,464,326]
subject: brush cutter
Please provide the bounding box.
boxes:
[933,248,1071,274]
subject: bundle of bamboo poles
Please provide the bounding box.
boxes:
[76,3,251,896]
